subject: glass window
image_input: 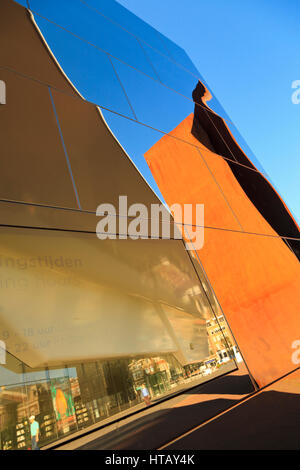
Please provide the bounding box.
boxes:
[0,226,230,368]
[83,0,171,57]
[141,43,199,100]
[101,108,167,203]
[28,0,157,78]
[224,120,268,176]
[49,89,166,212]
[34,16,136,118]
[110,57,194,133]
[0,69,79,208]
[159,34,201,76]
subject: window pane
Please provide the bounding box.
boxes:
[50,89,165,211]
[84,0,171,57]
[29,0,157,78]
[160,35,201,76]
[13,0,28,6]
[34,16,136,118]
[110,57,194,133]
[0,227,218,368]
[0,69,78,208]
[142,43,198,100]
[102,109,167,203]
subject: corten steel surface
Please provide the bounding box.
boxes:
[145,110,300,388]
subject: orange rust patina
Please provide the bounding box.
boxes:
[145,113,300,388]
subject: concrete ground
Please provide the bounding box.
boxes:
[52,362,255,450]
[164,367,300,450]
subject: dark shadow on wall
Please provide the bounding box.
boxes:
[191,82,300,260]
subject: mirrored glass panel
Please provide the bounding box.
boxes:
[0,69,78,208]
[28,0,157,78]
[225,120,269,177]
[33,16,136,118]
[0,226,235,368]
[13,0,28,6]
[110,57,194,132]
[102,109,167,203]
[159,34,202,76]
[0,224,238,450]
[102,108,288,236]
[83,0,171,57]
[141,43,199,100]
[140,44,243,133]
[50,89,165,212]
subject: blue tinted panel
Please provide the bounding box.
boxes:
[203,89,234,123]
[138,42,238,126]
[29,0,156,78]
[160,35,201,76]
[84,0,171,57]
[102,109,166,203]
[111,58,194,133]
[35,17,135,117]
[142,43,198,100]
[225,121,269,177]
[14,0,28,6]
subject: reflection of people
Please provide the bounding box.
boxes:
[141,384,151,406]
[29,415,40,450]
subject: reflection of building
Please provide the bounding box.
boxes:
[206,315,241,364]
[0,0,299,451]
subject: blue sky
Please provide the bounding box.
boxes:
[119,0,300,220]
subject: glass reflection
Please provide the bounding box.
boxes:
[83,0,171,57]
[0,227,237,449]
[159,33,202,76]
[191,82,300,251]
[141,43,199,99]
[102,109,166,202]
[110,57,194,131]
[0,350,237,449]
[102,105,300,244]
[14,0,28,6]
[34,16,136,118]
[0,68,79,208]
[28,0,156,79]
[20,0,271,180]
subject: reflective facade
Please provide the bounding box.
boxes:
[0,0,299,450]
